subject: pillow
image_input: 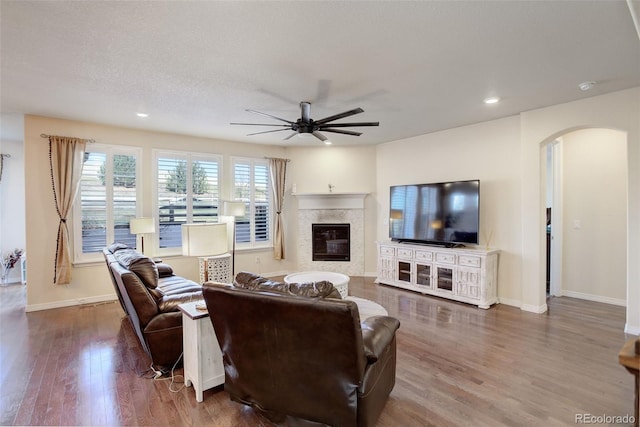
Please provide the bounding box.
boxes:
[234,271,265,287]
[155,263,174,278]
[107,242,129,253]
[113,249,159,289]
[234,271,341,299]
[288,281,341,299]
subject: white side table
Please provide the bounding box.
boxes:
[199,253,231,284]
[178,301,225,402]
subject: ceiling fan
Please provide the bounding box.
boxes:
[231,101,379,143]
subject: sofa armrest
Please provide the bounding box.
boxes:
[361,316,401,363]
[157,292,202,313]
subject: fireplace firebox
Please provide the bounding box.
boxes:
[312,223,350,262]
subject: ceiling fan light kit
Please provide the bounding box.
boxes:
[231,101,379,143]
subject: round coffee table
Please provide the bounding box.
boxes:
[284,271,350,298]
[344,296,388,320]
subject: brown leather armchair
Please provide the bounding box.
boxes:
[202,276,400,427]
[103,243,202,368]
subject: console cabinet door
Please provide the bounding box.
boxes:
[457,266,481,299]
[377,245,396,282]
[435,265,455,293]
[397,259,412,284]
[415,262,433,288]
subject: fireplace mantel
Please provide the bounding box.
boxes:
[293,192,368,210]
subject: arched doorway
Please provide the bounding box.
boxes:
[542,128,627,307]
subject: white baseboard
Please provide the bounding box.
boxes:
[497,297,521,308]
[25,294,117,312]
[498,297,549,313]
[625,324,640,335]
[520,303,548,314]
[498,291,627,316]
[561,290,626,307]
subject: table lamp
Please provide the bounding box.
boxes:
[130,217,155,255]
[182,223,230,283]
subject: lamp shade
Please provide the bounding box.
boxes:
[130,217,155,234]
[223,201,246,217]
[182,223,228,257]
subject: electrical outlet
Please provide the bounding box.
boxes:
[255,256,260,264]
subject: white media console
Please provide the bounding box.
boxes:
[376,241,499,309]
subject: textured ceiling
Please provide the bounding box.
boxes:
[1,1,639,146]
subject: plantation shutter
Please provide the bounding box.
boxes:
[80,152,108,252]
[157,155,220,249]
[254,163,270,243]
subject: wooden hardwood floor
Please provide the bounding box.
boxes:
[1,278,636,426]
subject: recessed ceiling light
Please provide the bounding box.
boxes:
[578,81,596,91]
[136,112,149,118]
[483,97,500,105]
[324,141,332,145]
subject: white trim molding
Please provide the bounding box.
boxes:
[26,294,117,312]
[293,192,368,210]
[520,303,549,314]
[561,290,626,307]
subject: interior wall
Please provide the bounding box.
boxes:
[0,138,26,283]
[18,87,640,334]
[285,145,378,275]
[23,115,291,311]
[559,129,627,302]
[521,87,640,334]
[375,116,523,305]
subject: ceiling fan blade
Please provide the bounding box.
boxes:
[321,128,362,136]
[312,131,328,141]
[284,132,298,140]
[230,123,291,127]
[247,128,291,136]
[245,109,294,124]
[317,121,379,128]
[314,107,364,125]
[300,102,311,123]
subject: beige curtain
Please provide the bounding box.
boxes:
[49,136,87,284]
[268,157,288,260]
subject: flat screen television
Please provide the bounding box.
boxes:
[389,180,480,246]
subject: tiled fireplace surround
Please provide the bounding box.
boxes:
[294,193,367,276]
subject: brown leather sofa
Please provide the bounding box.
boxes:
[203,272,401,427]
[103,243,202,368]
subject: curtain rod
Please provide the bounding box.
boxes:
[264,157,290,162]
[40,133,95,143]
[0,154,10,159]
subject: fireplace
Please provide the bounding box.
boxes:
[294,192,367,275]
[312,223,350,262]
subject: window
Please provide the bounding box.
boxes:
[74,145,141,262]
[231,157,271,248]
[155,151,221,252]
